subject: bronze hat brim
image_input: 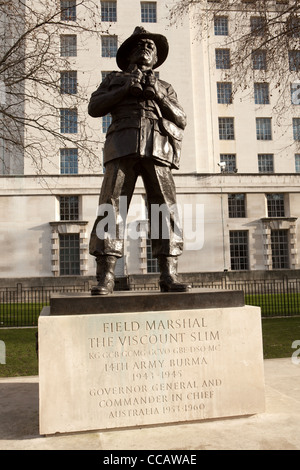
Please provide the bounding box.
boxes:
[116,31,169,71]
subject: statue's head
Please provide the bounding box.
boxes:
[116,26,169,71]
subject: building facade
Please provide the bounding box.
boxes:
[0,0,300,282]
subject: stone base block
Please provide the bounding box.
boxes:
[38,305,265,435]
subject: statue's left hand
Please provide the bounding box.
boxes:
[147,74,165,101]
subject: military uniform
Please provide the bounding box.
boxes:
[88,26,190,295]
[88,70,186,259]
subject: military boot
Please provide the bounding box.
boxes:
[157,256,191,292]
[91,255,117,295]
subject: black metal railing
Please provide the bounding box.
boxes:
[1,277,300,327]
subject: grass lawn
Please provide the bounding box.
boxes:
[262,316,300,359]
[0,303,47,327]
[245,293,300,317]
[0,328,38,377]
[0,317,300,377]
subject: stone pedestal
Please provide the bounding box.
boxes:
[38,289,265,435]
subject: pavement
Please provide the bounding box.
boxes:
[0,357,300,451]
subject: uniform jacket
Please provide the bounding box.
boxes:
[88,71,186,169]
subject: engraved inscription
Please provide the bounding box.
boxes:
[86,313,223,423]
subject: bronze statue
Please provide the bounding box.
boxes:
[89,27,190,295]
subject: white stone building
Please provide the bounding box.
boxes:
[0,0,300,284]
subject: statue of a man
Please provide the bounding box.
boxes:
[88,26,190,295]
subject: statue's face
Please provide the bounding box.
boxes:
[128,39,157,68]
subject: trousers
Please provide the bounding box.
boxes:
[89,157,183,258]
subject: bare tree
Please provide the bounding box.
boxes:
[0,0,108,174]
[169,0,300,110]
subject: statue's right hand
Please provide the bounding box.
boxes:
[122,65,143,95]
[123,69,142,93]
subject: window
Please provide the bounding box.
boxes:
[59,234,80,275]
[254,83,269,104]
[250,17,266,36]
[230,231,249,271]
[287,16,300,38]
[271,230,289,269]
[291,83,300,105]
[228,194,246,218]
[60,0,76,21]
[217,83,232,104]
[289,51,300,71]
[60,108,78,133]
[102,114,112,133]
[215,49,230,69]
[214,16,228,35]
[141,2,157,23]
[101,1,117,21]
[60,35,77,57]
[252,50,267,70]
[60,148,78,174]
[293,118,300,140]
[256,118,272,140]
[101,36,118,57]
[218,117,234,140]
[258,154,274,173]
[146,238,159,273]
[295,154,300,172]
[220,154,236,173]
[60,195,79,220]
[267,194,285,217]
[60,71,77,94]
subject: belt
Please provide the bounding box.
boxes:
[112,110,158,120]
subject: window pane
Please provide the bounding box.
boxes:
[217,82,232,104]
[250,17,266,36]
[60,109,78,133]
[256,118,272,140]
[271,230,289,269]
[258,154,274,173]
[215,49,230,69]
[60,195,79,220]
[146,238,159,273]
[60,148,78,174]
[101,36,118,57]
[141,2,157,23]
[59,234,80,275]
[220,154,236,173]
[60,35,77,57]
[289,51,300,71]
[60,0,76,21]
[254,83,269,104]
[295,154,300,172]
[101,1,117,21]
[228,194,246,218]
[291,83,300,105]
[293,118,300,140]
[287,17,300,38]
[219,117,234,140]
[267,193,285,217]
[60,71,77,94]
[230,231,249,271]
[214,16,228,35]
[252,50,267,70]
